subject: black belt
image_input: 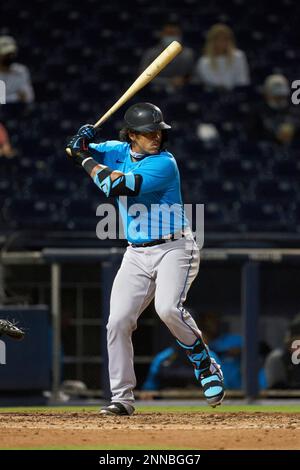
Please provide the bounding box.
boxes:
[130,231,185,248]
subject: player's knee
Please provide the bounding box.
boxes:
[155,299,176,323]
[107,316,135,335]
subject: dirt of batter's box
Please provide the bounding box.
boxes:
[0,412,299,449]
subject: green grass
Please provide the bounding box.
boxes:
[0,404,300,413]
[137,405,300,413]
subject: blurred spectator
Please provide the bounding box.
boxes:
[247,74,299,145]
[0,122,16,158]
[142,312,267,392]
[194,24,250,90]
[141,338,221,393]
[139,23,195,93]
[0,35,34,104]
[265,314,300,389]
[203,312,268,390]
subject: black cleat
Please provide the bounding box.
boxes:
[100,402,135,416]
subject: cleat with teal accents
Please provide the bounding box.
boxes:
[177,338,225,407]
[199,357,225,407]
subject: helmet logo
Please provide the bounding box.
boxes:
[152,108,161,123]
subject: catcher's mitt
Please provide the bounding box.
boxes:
[0,319,25,340]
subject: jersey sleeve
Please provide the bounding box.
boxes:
[88,141,128,166]
[132,155,176,194]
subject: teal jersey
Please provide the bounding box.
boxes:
[89,141,189,243]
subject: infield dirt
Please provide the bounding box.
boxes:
[1,411,300,449]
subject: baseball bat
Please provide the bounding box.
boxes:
[93,40,182,128]
[66,41,182,156]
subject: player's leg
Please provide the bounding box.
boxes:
[154,238,201,343]
[154,238,225,407]
[102,249,155,415]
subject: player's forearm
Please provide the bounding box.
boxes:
[81,156,121,195]
[66,133,141,197]
[81,156,142,197]
[81,156,117,179]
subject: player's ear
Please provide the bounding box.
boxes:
[128,131,136,143]
[119,128,131,143]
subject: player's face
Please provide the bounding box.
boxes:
[129,130,162,155]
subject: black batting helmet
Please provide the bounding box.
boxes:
[123,102,171,132]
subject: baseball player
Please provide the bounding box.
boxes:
[66,102,225,415]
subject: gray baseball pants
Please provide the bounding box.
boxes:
[107,233,201,406]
